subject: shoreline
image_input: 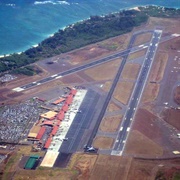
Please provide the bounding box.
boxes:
[0,5,179,57]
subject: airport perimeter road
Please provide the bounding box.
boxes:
[13,31,154,92]
[111,30,162,156]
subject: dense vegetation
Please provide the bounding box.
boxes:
[0,6,180,75]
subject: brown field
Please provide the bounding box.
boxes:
[149,52,168,82]
[124,130,163,157]
[149,17,180,33]
[174,86,180,105]
[85,59,121,81]
[113,81,134,105]
[93,137,114,149]
[141,83,160,103]
[72,153,97,180]
[67,33,130,65]
[90,155,132,180]
[97,33,131,51]
[128,49,147,60]
[127,158,180,180]
[133,32,152,46]
[121,63,141,80]
[100,115,122,132]
[107,102,121,112]
[163,109,180,130]
[102,81,112,92]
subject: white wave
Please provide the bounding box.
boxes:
[6,4,14,6]
[34,0,70,5]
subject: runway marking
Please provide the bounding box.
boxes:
[55,76,62,79]
[127,127,130,132]
[120,127,123,131]
[143,46,148,48]
[138,44,144,47]
[123,140,126,143]
[51,74,58,77]
[32,81,37,84]
[12,87,24,92]
[130,118,133,121]
[37,83,41,85]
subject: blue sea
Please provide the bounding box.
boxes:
[0,0,179,55]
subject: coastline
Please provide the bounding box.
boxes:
[0,5,179,57]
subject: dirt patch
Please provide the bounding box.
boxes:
[125,130,163,157]
[128,49,147,60]
[85,59,121,81]
[132,108,162,141]
[113,81,134,105]
[142,83,160,103]
[100,115,122,132]
[149,52,168,82]
[162,109,180,130]
[127,158,180,180]
[71,153,97,180]
[93,137,114,149]
[67,33,130,65]
[102,81,112,92]
[133,32,152,46]
[174,86,180,105]
[98,34,130,51]
[107,102,121,112]
[90,154,132,180]
[149,17,180,33]
[121,63,141,80]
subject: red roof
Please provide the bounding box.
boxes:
[57,110,64,121]
[62,104,69,112]
[52,98,65,105]
[36,126,46,140]
[65,95,73,105]
[44,137,52,149]
[70,89,77,96]
[56,121,61,126]
[43,121,53,126]
[51,126,58,136]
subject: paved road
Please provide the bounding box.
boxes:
[13,30,155,92]
[111,30,162,156]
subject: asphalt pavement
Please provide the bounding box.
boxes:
[111,30,162,156]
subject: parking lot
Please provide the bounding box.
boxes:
[0,99,42,143]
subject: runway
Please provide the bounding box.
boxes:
[13,30,155,92]
[111,30,162,156]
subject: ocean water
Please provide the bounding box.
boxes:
[0,0,179,55]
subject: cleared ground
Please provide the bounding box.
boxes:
[67,33,130,65]
[163,109,180,130]
[85,59,121,81]
[174,86,180,105]
[133,32,152,46]
[100,115,122,132]
[127,49,146,61]
[124,130,163,157]
[90,154,132,180]
[121,63,141,80]
[113,81,134,105]
[93,137,114,149]
[149,52,168,82]
[141,83,160,103]
[107,102,121,112]
[102,81,112,92]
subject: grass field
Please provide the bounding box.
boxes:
[93,137,114,149]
